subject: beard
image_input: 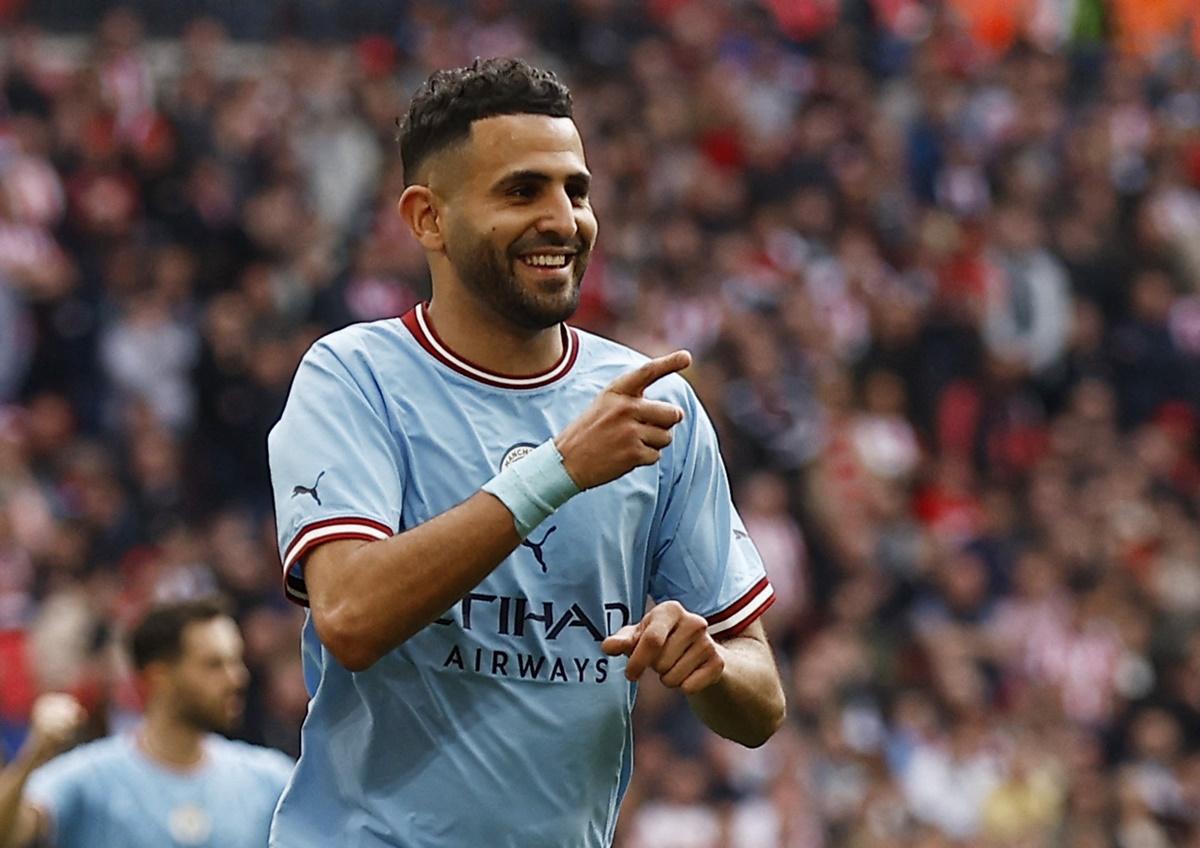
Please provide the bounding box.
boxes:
[177,689,242,735]
[446,224,591,331]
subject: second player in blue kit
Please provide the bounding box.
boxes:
[267,57,786,847]
[0,599,293,848]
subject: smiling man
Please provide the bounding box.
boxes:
[266,57,784,848]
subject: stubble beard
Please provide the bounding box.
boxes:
[448,228,590,332]
[178,691,240,736]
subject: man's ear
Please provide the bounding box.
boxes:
[398,184,446,252]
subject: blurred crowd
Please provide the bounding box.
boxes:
[2,0,1200,846]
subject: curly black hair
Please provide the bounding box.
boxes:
[397,57,573,184]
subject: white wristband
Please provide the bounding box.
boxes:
[481,440,580,539]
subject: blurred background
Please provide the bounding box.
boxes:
[2,0,1200,845]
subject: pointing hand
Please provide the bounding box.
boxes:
[555,351,691,490]
[601,601,725,695]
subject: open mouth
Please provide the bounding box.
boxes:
[517,252,574,270]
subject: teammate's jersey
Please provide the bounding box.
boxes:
[26,731,293,848]
[267,303,775,848]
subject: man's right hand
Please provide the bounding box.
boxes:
[20,694,86,770]
[0,695,84,848]
[555,350,692,490]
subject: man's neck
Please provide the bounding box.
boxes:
[425,289,564,376]
[139,709,206,770]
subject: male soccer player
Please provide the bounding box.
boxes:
[267,57,786,847]
[0,598,293,848]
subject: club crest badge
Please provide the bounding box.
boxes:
[500,443,538,471]
[168,803,212,845]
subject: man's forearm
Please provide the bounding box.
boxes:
[687,628,786,747]
[0,751,39,848]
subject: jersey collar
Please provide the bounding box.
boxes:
[401,302,579,389]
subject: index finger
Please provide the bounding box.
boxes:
[624,618,673,681]
[608,350,692,397]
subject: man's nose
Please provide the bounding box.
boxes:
[535,187,578,239]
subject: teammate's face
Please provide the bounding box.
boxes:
[164,617,249,734]
[440,114,597,330]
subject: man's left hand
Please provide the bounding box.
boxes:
[601,601,725,694]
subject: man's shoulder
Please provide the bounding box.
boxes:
[307,318,413,368]
[573,329,694,403]
[572,328,642,365]
[30,734,131,786]
[290,319,424,409]
[207,736,294,781]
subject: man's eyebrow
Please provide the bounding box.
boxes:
[492,170,592,191]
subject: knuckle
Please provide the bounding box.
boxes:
[642,630,666,650]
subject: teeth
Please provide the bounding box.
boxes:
[522,254,569,268]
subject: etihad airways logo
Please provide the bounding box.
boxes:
[434,592,631,641]
[433,593,633,685]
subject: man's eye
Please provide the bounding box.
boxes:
[508,185,535,199]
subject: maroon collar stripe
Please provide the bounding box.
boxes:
[401,303,578,389]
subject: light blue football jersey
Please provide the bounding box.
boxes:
[25,731,293,848]
[267,303,775,848]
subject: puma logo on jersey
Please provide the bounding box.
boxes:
[521,526,556,573]
[292,471,326,506]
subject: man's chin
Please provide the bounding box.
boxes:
[222,705,245,732]
[190,707,242,736]
[514,295,580,331]
[461,262,584,331]
[489,281,580,331]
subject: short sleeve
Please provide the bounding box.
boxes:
[268,340,405,606]
[25,747,89,843]
[648,384,775,639]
